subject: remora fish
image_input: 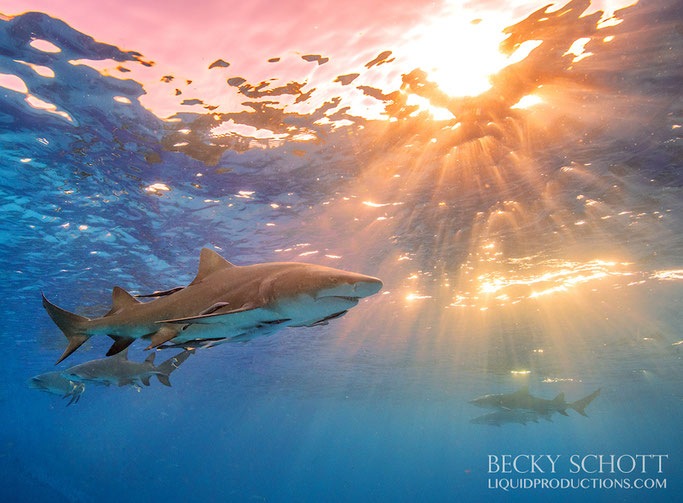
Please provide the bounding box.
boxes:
[61,348,192,388]
[468,386,601,417]
[43,248,383,363]
[28,371,85,405]
[470,409,545,427]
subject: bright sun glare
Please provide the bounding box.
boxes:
[399,11,518,99]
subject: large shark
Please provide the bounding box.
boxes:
[43,248,383,363]
[28,371,85,405]
[468,386,601,417]
[61,348,192,389]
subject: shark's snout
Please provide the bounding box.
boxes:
[352,276,383,297]
[27,377,44,389]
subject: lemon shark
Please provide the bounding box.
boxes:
[43,248,383,363]
[468,386,601,417]
[28,371,85,405]
[61,348,192,389]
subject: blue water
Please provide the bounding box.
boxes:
[1,1,681,501]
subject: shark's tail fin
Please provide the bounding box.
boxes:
[154,350,193,387]
[42,293,91,364]
[570,388,601,417]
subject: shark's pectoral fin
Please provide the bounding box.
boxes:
[156,303,262,325]
[135,286,184,298]
[141,376,151,386]
[145,326,179,350]
[106,336,135,356]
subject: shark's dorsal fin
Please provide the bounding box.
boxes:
[189,248,235,286]
[516,386,530,396]
[144,352,156,364]
[105,287,140,317]
[553,392,565,403]
[110,347,129,360]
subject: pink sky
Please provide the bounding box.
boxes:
[2,0,632,120]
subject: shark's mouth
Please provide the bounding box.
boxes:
[28,379,47,390]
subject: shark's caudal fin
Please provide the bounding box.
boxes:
[42,293,91,364]
[570,389,601,417]
[154,350,193,387]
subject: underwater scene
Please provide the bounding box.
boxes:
[0,0,681,501]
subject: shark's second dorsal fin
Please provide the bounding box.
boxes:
[105,287,140,317]
[189,248,235,286]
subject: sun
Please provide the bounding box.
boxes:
[396,9,519,99]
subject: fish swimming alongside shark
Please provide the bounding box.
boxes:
[468,386,601,417]
[470,409,547,427]
[28,371,85,405]
[61,348,193,389]
[43,248,383,363]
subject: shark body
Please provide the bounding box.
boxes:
[43,248,383,363]
[468,386,601,417]
[470,409,547,427]
[61,348,192,388]
[28,371,85,405]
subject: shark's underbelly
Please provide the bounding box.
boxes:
[169,294,359,343]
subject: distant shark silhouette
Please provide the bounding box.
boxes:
[42,248,383,363]
[468,386,601,417]
[470,409,548,427]
[28,371,85,405]
[61,348,192,389]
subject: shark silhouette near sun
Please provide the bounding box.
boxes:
[42,248,383,363]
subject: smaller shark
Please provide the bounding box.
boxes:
[61,348,192,389]
[28,371,85,405]
[470,409,547,427]
[468,386,601,417]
